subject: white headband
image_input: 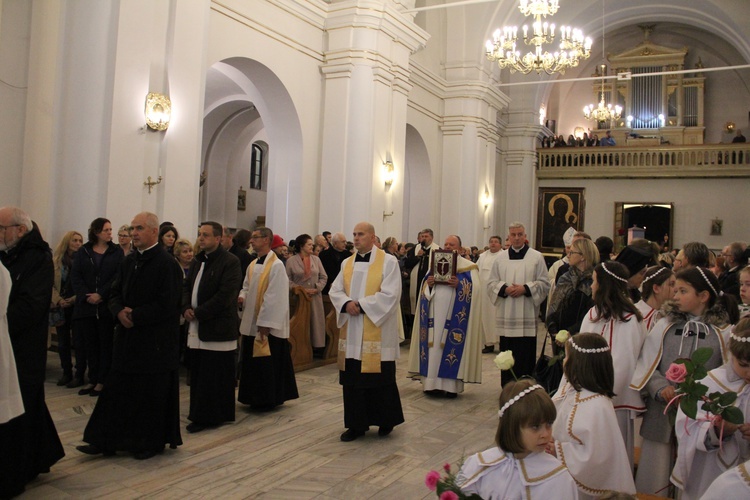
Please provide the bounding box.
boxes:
[730,329,750,343]
[697,267,722,298]
[568,336,610,354]
[498,384,543,418]
[642,266,668,285]
[601,263,628,284]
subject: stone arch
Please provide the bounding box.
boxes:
[403,124,433,240]
[201,57,302,236]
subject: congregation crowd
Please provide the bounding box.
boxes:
[1,203,750,499]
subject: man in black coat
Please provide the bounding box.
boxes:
[319,232,350,295]
[183,221,241,433]
[77,211,183,460]
[0,207,64,496]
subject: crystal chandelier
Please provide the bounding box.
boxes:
[584,66,622,122]
[485,0,592,75]
[583,0,620,123]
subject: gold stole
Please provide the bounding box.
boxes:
[338,248,385,373]
[247,251,277,317]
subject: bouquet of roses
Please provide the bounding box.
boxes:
[425,462,482,499]
[664,347,743,427]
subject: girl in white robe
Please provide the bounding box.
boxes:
[579,261,647,468]
[672,318,750,499]
[631,266,736,497]
[634,265,676,333]
[457,379,577,499]
[552,333,636,499]
[700,458,750,499]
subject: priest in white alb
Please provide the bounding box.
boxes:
[238,226,298,411]
[329,222,404,442]
[408,235,482,398]
[487,222,550,385]
[477,235,503,353]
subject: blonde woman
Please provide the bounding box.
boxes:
[51,231,84,387]
[116,225,133,255]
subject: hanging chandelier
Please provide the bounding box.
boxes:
[584,66,622,122]
[583,1,620,123]
[485,0,592,75]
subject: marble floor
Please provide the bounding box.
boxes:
[21,330,550,500]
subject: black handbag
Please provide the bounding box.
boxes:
[532,332,564,395]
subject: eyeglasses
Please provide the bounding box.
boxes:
[0,224,20,232]
[568,251,583,256]
[118,234,131,238]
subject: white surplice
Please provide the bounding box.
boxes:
[457,446,578,500]
[487,247,550,338]
[635,299,660,332]
[476,249,501,344]
[239,254,290,339]
[0,263,24,423]
[329,252,401,361]
[552,383,636,499]
[672,364,750,499]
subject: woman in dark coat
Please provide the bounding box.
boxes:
[71,217,123,396]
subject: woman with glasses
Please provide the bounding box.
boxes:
[71,218,123,397]
[546,238,600,353]
[116,225,133,255]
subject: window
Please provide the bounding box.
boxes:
[250,144,262,190]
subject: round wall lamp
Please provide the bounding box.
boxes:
[145,92,171,131]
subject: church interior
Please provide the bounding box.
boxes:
[1,0,749,497]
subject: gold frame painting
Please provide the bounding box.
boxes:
[536,187,586,253]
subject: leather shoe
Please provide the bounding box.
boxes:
[378,426,393,437]
[340,429,365,442]
[133,449,161,460]
[445,392,458,399]
[482,345,495,353]
[186,422,208,434]
[89,389,101,397]
[67,378,85,389]
[78,386,94,395]
[57,374,73,386]
[76,444,115,456]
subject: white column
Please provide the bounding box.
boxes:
[318,0,427,236]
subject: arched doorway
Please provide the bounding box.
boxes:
[403,124,433,241]
[201,58,303,236]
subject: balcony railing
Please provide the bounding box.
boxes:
[536,143,750,179]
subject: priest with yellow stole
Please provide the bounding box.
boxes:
[329,222,404,442]
[408,235,483,398]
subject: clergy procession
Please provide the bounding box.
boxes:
[2,205,750,499]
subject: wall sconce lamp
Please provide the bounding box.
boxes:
[383,160,395,187]
[481,190,492,209]
[725,121,736,134]
[145,92,171,131]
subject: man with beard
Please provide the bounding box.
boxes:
[0,206,64,496]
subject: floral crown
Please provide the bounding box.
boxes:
[601,262,628,284]
[568,336,610,354]
[697,267,723,298]
[498,384,543,418]
[642,266,668,285]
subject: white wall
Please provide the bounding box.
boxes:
[538,177,749,250]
